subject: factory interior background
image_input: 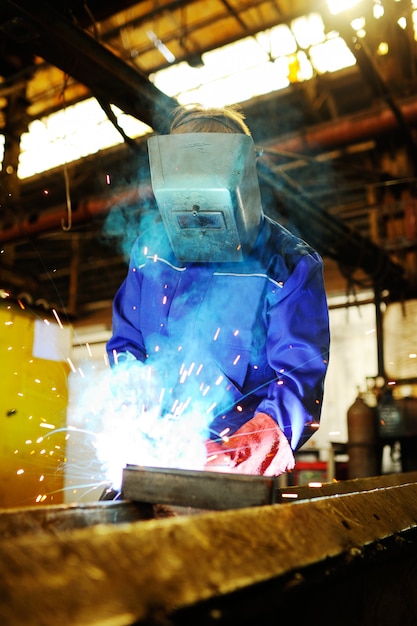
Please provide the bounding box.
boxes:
[1,0,417,508]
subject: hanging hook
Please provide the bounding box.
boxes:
[61,163,72,232]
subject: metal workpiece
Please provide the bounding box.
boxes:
[1,477,417,625]
[122,465,279,509]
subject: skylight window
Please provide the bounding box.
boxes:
[203,37,268,75]
[327,0,362,15]
[255,24,297,58]
[17,100,151,179]
[15,10,365,180]
[291,13,326,48]
[309,38,356,73]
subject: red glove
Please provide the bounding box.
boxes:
[205,412,295,476]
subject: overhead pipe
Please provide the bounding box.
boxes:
[0,92,413,295]
[0,184,154,245]
[266,95,417,156]
[257,158,405,295]
[6,92,417,245]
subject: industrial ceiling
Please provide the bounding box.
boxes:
[0,0,417,321]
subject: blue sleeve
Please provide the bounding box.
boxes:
[257,252,330,449]
[106,241,147,365]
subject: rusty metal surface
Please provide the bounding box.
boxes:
[278,470,417,502]
[1,478,417,625]
[0,501,154,538]
[122,465,278,509]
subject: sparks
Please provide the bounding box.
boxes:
[66,357,77,373]
[52,308,63,329]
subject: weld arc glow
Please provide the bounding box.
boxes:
[70,352,226,490]
[68,340,325,490]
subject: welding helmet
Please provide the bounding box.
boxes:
[147,133,262,262]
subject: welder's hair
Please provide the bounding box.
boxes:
[169,104,252,136]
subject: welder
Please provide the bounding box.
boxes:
[106,104,330,477]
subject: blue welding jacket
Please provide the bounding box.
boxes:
[106,213,330,450]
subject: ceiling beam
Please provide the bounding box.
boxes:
[1,0,178,133]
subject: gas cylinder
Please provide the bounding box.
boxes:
[347,393,379,479]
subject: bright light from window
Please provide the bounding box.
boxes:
[151,62,199,97]
[351,17,366,31]
[203,37,268,75]
[17,99,151,179]
[256,24,297,58]
[309,37,356,73]
[291,13,326,48]
[327,0,362,15]
[296,51,314,81]
[373,3,384,19]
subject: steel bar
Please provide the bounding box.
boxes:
[278,470,417,502]
[122,465,279,509]
[1,477,417,625]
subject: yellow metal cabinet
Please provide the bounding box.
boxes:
[0,303,70,508]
